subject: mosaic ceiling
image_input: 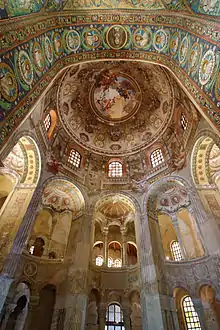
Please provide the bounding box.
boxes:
[58,61,173,156]
[0,1,219,147]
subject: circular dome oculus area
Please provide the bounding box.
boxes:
[58,61,174,156]
[89,71,141,123]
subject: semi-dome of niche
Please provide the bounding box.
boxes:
[58,61,174,156]
[42,179,85,214]
[148,180,191,214]
[95,194,135,221]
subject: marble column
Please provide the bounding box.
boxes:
[103,228,108,266]
[121,227,127,266]
[170,213,186,259]
[160,295,180,330]
[122,306,131,330]
[64,293,87,330]
[192,298,207,330]
[201,300,219,330]
[0,185,42,314]
[63,212,92,330]
[136,213,165,330]
[98,303,106,330]
[24,292,40,330]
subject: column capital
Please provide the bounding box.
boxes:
[102,227,108,236]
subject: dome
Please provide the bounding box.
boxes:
[58,61,174,156]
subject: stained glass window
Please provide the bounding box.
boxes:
[108,161,123,177]
[182,296,201,330]
[181,113,188,131]
[44,113,51,132]
[171,241,183,261]
[68,149,81,168]
[96,256,103,266]
[105,304,125,330]
[150,149,164,168]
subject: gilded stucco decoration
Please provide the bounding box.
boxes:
[42,179,85,214]
[3,136,41,185]
[58,61,173,156]
[147,179,191,215]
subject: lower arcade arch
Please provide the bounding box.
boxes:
[0,282,30,330]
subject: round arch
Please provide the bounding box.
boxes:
[2,135,41,185]
[191,131,220,230]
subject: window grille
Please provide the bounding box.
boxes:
[68,149,81,168]
[44,113,51,132]
[182,296,201,330]
[105,304,125,330]
[108,161,123,177]
[150,149,164,168]
[181,113,188,131]
[171,241,183,261]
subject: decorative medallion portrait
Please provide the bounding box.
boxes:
[0,63,18,102]
[43,35,53,63]
[65,30,81,52]
[170,32,180,56]
[178,36,189,64]
[24,261,38,277]
[33,41,44,72]
[18,50,34,85]
[90,70,141,123]
[83,28,101,49]
[106,25,128,50]
[199,49,216,86]
[188,42,201,73]
[133,28,151,49]
[53,32,63,56]
[153,29,168,52]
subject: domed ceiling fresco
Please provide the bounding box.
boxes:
[58,61,173,156]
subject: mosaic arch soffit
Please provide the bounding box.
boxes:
[0,12,219,148]
[0,1,219,18]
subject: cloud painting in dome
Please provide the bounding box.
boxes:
[91,70,141,122]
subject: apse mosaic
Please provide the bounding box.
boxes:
[90,71,141,123]
[0,15,219,146]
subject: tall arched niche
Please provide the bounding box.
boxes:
[28,178,85,259]
[92,193,138,268]
[191,132,220,231]
[0,136,41,269]
[146,178,205,263]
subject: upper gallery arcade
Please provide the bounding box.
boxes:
[0,1,220,330]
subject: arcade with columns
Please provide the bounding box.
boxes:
[0,1,220,330]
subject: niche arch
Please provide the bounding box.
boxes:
[0,135,41,267]
[145,176,206,262]
[29,177,85,259]
[191,130,220,229]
